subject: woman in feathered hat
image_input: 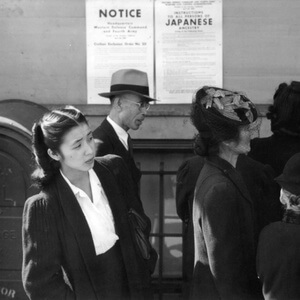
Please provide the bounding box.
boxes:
[190,86,263,300]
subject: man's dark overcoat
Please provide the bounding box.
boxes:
[93,119,141,191]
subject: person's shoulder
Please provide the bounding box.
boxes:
[185,155,205,165]
[202,158,228,178]
[258,221,286,245]
[238,154,276,178]
[93,118,111,138]
[93,120,117,155]
[177,155,204,174]
[24,191,51,210]
[250,136,275,149]
[95,154,126,175]
[95,154,123,165]
[238,154,268,170]
[197,162,231,192]
[196,178,236,210]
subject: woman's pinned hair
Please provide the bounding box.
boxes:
[267,81,300,135]
[31,106,88,187]
[191,86,259,156]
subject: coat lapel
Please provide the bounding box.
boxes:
[53,173,99,290]
[93,160,128,227]
[207,156,253,206]
[102,119,141,183]
[102,119,130,158]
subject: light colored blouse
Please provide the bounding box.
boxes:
[60,169,119,255]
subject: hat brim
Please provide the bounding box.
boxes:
[99,90,157,102]
[275,176,300,195]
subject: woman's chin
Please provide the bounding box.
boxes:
[235,145,251,155]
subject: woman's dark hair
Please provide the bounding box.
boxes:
[31,106,88,187]
[191,86,257,156]
[267,81,300,135]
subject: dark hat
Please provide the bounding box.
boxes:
[98,69,156,102]
[194,86,258,126]
[275,153,300,195]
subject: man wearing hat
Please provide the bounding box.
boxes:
[93,69,158,277]
[257,152,300,300]
[93,69,156,195]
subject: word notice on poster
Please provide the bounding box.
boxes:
[86,0,154,104]
[86,0,222,104]
[155,0,222,103]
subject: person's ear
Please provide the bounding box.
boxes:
[112,96,123,111]
[47,148,61,161]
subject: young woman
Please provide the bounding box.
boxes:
[22,106,154,300]
[190,87,263,300]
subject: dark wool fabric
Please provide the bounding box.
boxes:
[191,156,263,300]
[257,211,300,300]
[22,155,153,300]
[93,118,141,195]
[249,133,300,177]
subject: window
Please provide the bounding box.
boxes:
[134,140,194,299]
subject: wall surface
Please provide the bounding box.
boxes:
[0,0,86,104]
[223,0,300,103]
[1,0,300,138]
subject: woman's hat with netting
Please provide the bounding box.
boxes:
[195,86,257,123]
[190,86,259,155]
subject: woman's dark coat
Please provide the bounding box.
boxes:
[176,154,278,298]
[249,133,300,177]
[22,155,153,300]
[191,156,262,300]
[257,211,300,300]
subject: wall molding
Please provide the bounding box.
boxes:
[46,103,270,117]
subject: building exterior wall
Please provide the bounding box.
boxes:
[0,1,299,297]
[1,0,300,139]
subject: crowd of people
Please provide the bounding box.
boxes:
[177,80,300,300]
[21,69,300,300]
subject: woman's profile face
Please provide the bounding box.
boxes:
[56,123,95,176]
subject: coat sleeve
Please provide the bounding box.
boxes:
[176,160,191,222]
[22,196,74,300]
[259,164,282,226]
[115,156,158,275]
[97,154,158,274]
[176,157,204,223]
[94,136,113,157]
[197,182,253,300]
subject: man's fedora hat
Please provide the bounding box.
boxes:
[99,69,156,102]
[275,153,300,195]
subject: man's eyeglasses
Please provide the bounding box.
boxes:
[123,99,151,111]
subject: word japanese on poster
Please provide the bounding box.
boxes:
[86,0,222,104]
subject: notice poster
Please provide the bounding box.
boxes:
[86,0,154,104]
[155,0,222,103]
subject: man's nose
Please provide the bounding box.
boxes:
[141,107,148,114]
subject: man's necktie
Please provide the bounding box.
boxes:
[127,134,134,156]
